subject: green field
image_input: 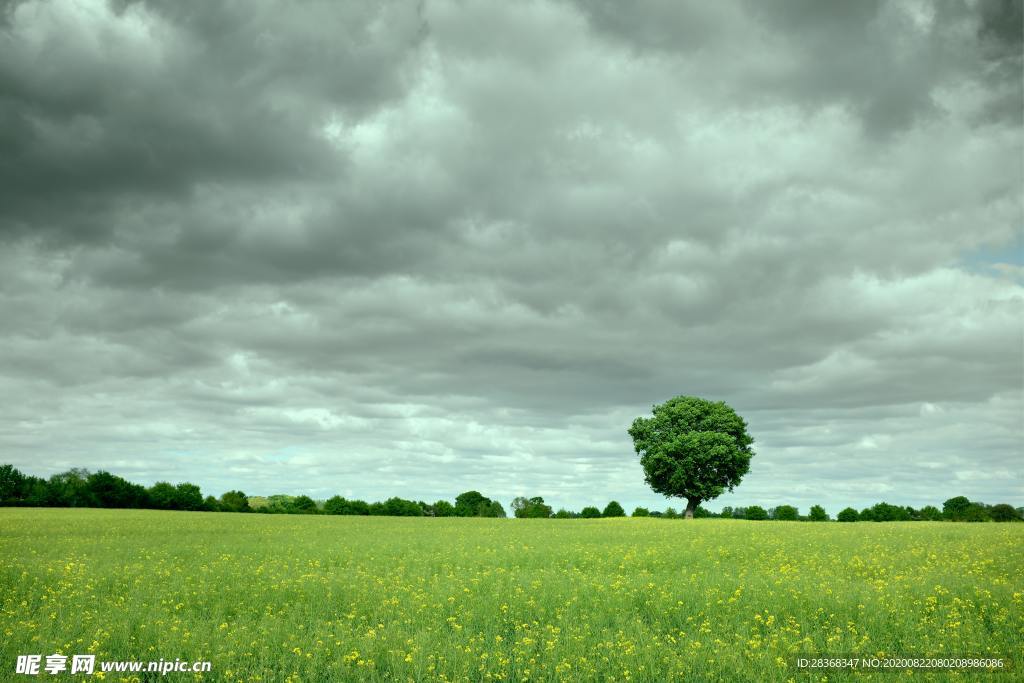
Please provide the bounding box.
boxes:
[1,509,1021,682]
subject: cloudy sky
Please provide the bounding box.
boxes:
[1,0,1021,514]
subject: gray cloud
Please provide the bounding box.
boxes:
[0,0,1020,514]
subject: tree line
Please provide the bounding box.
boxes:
[0,465,505,517]
[1,464,1019,521]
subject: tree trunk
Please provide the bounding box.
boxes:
[685,498,699,519]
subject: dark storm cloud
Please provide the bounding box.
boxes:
[0,0,1020,513]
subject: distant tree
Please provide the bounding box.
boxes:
[962,503,991,522]
[918,505,943,521]
[381,497,424,516]
[719,506,733,519]
[148,482,179,510]
[553,508,574,519]
[745,505,768,520]
[990,503,1020,522]
[773,505,799,521]
[512,496,552,518]
[943,496,972,521]
[290,495,318,514]
[859,507,877,522]
[48,469,97,508]
[580,506,601,519]
[432,500,456,517]
[202,495,220,511]
[808,505,829,521]
[602,501,626,518]
[663,507,679,519]
[648,510,664,517]
[694,505,713,518]
[454,491,489,517]
[323,495,348,515]
[870,502,910,522]
[87,471,148,508]
[837,507,859,522]
[175,483,205,511]
[219,490,250,513]
[632,507,650,517]
[0,464,25,505]
[347,499,371,515]
[628,396,754,519]
[730,507,746,520]
[481,500,506,518]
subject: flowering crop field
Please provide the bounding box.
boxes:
[1,509,1021,682]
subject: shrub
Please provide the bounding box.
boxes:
[745,505,768,520]
[602,501,626,517]
[837,507,859,522]
[772,505,799,521]
[990,503,1020,522]
[808,505,829,521]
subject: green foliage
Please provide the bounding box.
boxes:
[85,471,150,508]
[48,469,97,508]
[962,504,991,522]
[869,502,910,522]
[744,505,768,521]
[918,505,942,521]
[512,496,553,518]
[290,495,319,514]
[323,496,348,515]
[579,506,601,519]
[148,482,181,510]
[219,490,250,513]
[663,507,679,519]
[631,507,650,517]
[990,503,1020,522]
[837,507,859,522]
[453,491,504,517]
[602,501,625,518]
[432,500,456,517]
[379,497,423,516]
[772,505,799,521]
[628,396,754,517]
[808,505,829,521]
[553,508,575,519]
[943,496,972,520]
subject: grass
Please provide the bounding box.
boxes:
[1,509,1021,681]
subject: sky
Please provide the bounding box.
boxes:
[0,0,1021,515]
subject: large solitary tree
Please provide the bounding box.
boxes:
[628,396,754,519]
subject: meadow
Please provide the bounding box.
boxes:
[1,509,1021,682]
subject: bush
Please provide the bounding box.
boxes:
[772,505,799,521]
[580,506,601,519]
[990,503,1020,522]
[943,496,972,521]
[512,496,552,518]
[290,495,318,514]
[632,507,650,517]
[219,490,250,513]
[837,507,859,522]
[808,505,829,521]
[745,505,768,521]
[602,501,625,518]
[432,500,456,517]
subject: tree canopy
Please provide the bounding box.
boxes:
[628,396,754,518]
